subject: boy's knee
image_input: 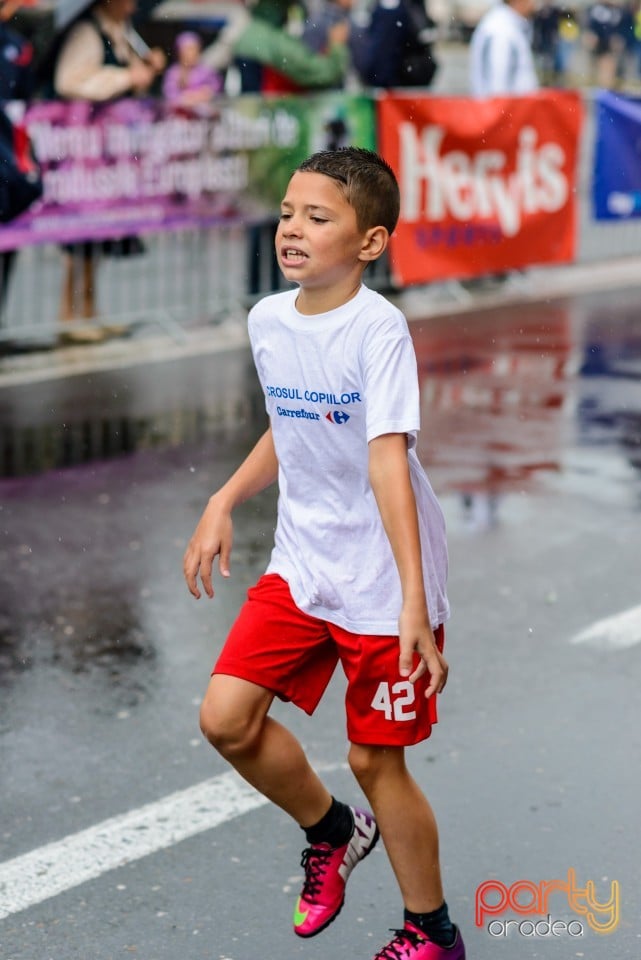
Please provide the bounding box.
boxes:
[199,675,271,758]
[348,742,405,789]
[199,696,261,759]
[348,743,385,784]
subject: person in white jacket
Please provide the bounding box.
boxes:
[469,0,539,96]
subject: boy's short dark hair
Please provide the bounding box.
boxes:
[297,147,400,236]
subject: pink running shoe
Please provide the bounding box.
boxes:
[293,806,379,938]
[372,922,466,959]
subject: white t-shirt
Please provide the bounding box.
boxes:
[469,3,539,97]
[248,284,449,635]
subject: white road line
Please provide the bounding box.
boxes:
[0,764,345,921]
[570,604,641,651]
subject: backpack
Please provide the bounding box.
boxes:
[398,0,439,87]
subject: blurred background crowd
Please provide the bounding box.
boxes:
[4,0,641,107]
[2,0,641,343]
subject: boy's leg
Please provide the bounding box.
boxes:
[349,743,464,957]
[203,576,379,938]
[201,672,379,938]
[200,673,332,826]
[348,743,442,911]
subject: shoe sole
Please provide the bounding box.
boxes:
[294,824,381,938]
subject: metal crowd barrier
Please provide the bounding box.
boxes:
[0,221,249,346]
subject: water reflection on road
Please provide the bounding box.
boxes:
[2,288,640,507]
[411,287,641,529]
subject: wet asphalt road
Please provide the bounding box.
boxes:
[1,284,641,960]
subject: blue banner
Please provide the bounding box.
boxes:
[593,91,641,220]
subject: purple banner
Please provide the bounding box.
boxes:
[0,98,263,251]
[0,94,376,252]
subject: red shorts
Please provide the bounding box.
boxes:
[213,574,445,747]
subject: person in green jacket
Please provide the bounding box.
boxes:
[202,1,349,90]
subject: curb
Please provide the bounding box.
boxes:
[397,255,641,323]
[1,255,641,389]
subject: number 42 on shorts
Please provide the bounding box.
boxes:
[370,681,416,721]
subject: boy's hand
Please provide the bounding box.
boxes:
[183,496,233,599]
[398,603,448,700]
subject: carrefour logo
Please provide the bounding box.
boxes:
[326,411,350,425]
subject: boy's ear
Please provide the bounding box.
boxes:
[359,225,389,263]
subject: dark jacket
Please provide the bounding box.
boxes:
[0,23,34,101]
[356,0,438,88]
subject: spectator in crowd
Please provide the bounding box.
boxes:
[533,1,581,85]
[584,0,629,87]
[469,0,538,287]
[203,0,351,294]
[555,8,580,83]
[617,1,636,81]
[51,0,165,342]
[301,0,354,54]
[301,0,368,87]
[0,0,34,318]
[303,0,354,53]
[0,0,31,102]
[243,0,306,92]
[0,0,30,281]
[53,0,165,102]
[532,1,561,81]
[469,0,539,96]
[354,0,439,89]
[162,30,223,108]
[635,0,641,77]
[202,0,350,94]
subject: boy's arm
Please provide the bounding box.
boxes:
[183,426,278,599]
[368,432,448,700]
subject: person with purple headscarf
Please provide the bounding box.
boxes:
[162,31,223,107]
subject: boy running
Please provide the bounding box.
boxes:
[183,147,465,959]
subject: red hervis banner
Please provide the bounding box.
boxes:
[378,91,583,284]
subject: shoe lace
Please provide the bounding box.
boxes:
[300,845,333,900]
[374,928,425,960]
